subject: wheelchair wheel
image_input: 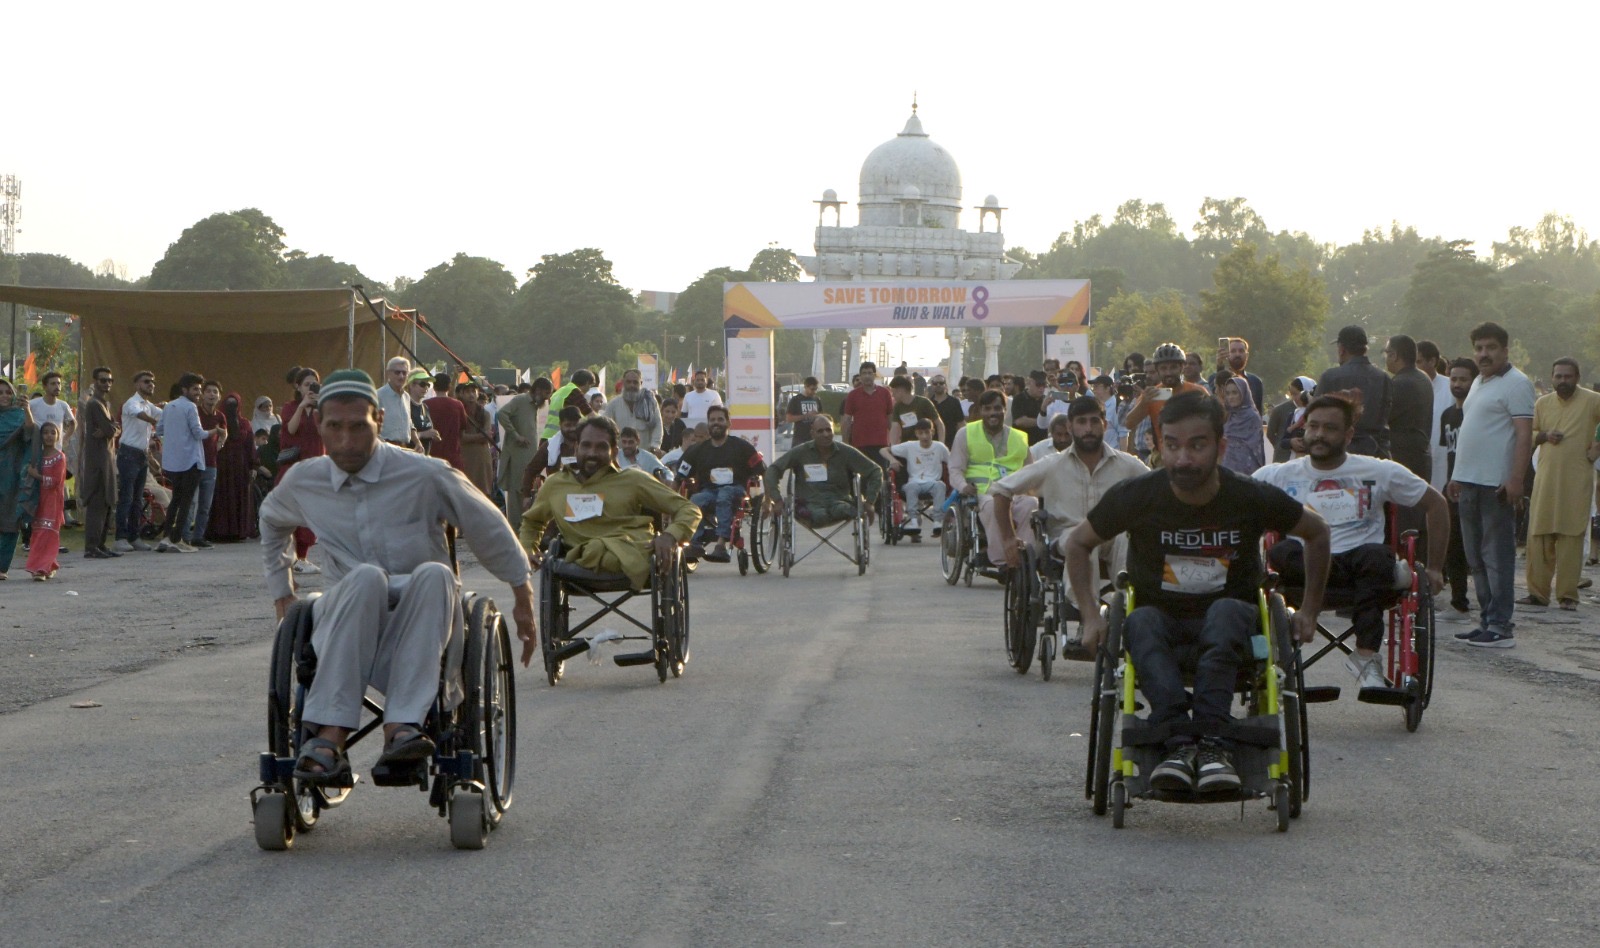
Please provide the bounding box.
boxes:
[1039,617,1055,682]
[463,597,516,819]
[1111,778,1127,829]
[667,557,690,677]
[253,791,294,851]
[737,548,750,575]
[1003,560,1037,673]
[780,504,794,578]
[1091,595,1124,816]
[1274,783,1291,833]
[1270,592,1306,814]
[940,506,964,585]
[449,787,488,850]
[538,561,568,687]
[1406,587,1435,732]
[267,601,328,833]
[750,504,774,574]
[855,506,869,577]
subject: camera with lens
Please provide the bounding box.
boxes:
[308,381,321,395]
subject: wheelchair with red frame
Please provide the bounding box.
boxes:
[679,474,766,575]
[1264,502,1435,732]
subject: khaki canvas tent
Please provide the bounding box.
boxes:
[0,286,385,405]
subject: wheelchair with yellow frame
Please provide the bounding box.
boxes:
[1085,573,1311,831]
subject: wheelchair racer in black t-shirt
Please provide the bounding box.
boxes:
[1064,392,1332,795]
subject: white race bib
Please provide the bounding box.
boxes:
[1161,554,1229,594]
[899,411,919,427]
[564,493,604,522]
[804,463,828,483]
[1307,487,1360,526]
[710,466,734,486]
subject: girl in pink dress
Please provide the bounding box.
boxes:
[25,421,65,580]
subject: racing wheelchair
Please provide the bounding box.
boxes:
[1085,575,1312,832]
[252,587,516,851]
[760,470,870,577]
[537,536,691,686]
[1266,504,1435,732]
[1002,510,1100,681]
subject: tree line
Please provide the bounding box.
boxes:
[4,200,1598,394]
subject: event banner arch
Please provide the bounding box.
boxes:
[723,279,1089,457]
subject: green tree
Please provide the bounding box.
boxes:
[1492,212,1600,295]
[1399,240,1501,352]
[406,252,517,368]
[148,208,288,290]
[513,248,638,372]
[1192,197,1269,260]
[1197,243,1329,390]
[282,251,378,291]
[1096,290,1197,365]
[747,247,800,282]
[1,252,101,288]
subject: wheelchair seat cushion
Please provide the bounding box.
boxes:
[550,558,637,592]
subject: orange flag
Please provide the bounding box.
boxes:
[457,370,469,384]
[550,366,562,387]
[21,353,37,387]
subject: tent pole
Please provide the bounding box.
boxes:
[347,291,356,368]
[7,301,14,377]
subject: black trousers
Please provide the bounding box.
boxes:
[162,466,202,543]
[1269,540,1395,651]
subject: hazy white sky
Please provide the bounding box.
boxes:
[8,2,1596,298]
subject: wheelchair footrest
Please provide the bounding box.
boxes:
[370,758,429,788]
[1302,685,1342,703]
[1356,685,1411,706]
[613,650,657,667]
[1058,642,1095,663]
[551,639,591,663]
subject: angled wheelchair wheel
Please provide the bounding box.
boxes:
[855,506,869,576]
[538,561,567,686]
[750,504,774,574]
[1091,595,1124,816]
[780,505,794,578]
[268,601,326,833]
[1003,561,1037,673]
[1407,586,1435,732]
[1269,592,1307,813]
[940,506,964,585]
[464,597,515,820]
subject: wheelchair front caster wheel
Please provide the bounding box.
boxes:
[1111,781,1127,829]
[253,792,293,851]
[1274,785,1291,833]
[450,789,489,850]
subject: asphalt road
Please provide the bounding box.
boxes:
[4,537,1599,946]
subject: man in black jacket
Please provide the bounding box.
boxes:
[1316,325,1392,458]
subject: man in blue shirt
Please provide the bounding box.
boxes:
[156,372,220,553]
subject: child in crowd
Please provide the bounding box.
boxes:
[24,421,66,580]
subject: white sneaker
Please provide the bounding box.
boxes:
[293,559,322,575]
[172,541,198,554]
[1346,653,1388,689]
[156,540,173,552]
[130,539,154,551]
[113,539,135,553]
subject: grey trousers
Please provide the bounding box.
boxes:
[305,561,463,730]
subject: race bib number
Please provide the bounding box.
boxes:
[710,466,734,486]
[899,411,919,427]
[1161,554,1229,594]
[1307,487,1360,525]
[804,463,828,483]
[564,493,604,522]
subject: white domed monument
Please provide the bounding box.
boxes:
[797,100,1021,379]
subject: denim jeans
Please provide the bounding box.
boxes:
[1124,599,1255,738]
[115,445,149,541]
[1457,483,1517,635]
[185,466,218,543]
[690,485,746,541]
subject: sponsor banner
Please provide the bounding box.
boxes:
[1044,329,1091,371]
[723,280,1089,331]
[637,352,658,390]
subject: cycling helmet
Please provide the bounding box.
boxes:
[1151,342,1186,365]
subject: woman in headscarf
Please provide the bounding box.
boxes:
[208,391,259,542]
[251,395,278,435]
[1277,376,1317,457]
[23,420,65,579]
[0,378,38,579]
[1217,372,1265,475]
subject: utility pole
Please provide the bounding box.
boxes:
[0,175,19,256]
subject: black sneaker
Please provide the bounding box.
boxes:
[191,539,214,549]
[1196,741,1242,794]
[1454,626,1483,640]
[1466,629,1515,649]
[1149,744,1198,793]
